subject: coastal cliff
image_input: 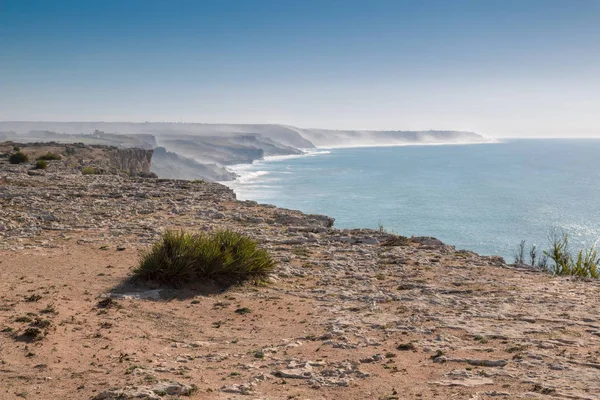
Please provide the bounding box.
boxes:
[0,147,599,400]
[0,142,154,176]
[0,122,490,182]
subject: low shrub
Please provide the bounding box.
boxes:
[134,230,276,285]
[9,152,28,164]
[544,232,599,278]
[35,160,47,170]
[36,152,62,161]
[81,166,97,175]
[515,232,599,278]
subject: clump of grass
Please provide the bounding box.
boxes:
[134,230,276,285]
[396,342,415,351]
[381,235,410,247]
[81,166,97,175]
[544,232,599,278]
[96,298,118,309]
[40,304,57,314]
[24,294,42,302]
[515,231,599,278]
[20,327,43,341]
[36,152,61,161]
[34,160,47,170]
[30,318,51,328]
[9,152,28,164]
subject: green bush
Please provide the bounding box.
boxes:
[544,232,599,278]
[134,230,276,285]
[13,146,20,152]
[35,160,48,170]
[36,152,62,161]
[9,152,28,164]
[81,166,96,175]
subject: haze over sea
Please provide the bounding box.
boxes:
[227,139,600,261]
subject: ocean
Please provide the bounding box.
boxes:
[225,139,600,261]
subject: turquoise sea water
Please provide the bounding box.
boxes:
[226,140,600,261]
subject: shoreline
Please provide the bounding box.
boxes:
[220,140,504,257]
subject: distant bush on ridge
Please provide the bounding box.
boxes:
[9,152,28,164]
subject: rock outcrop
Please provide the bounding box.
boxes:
[0,142,154,176]
[105,147,153,176]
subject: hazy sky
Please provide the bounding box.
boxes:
[1,0,599,137]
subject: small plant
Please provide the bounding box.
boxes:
[514,240,526,264]
[234,307,251,315]
[97,298,118,309]
[30,318,51,328]
[34,160,47,170]
[40,304,57,314]
[396,342,415,351]
[24,294,42,302]
[36,152,62,161]
[81,166,97,175]
[544,231,599,278]
[9,152,28,164]
[13,146,20,152]
[515,231,599,278]
[529,243,537,266]
[134,230,276,285]
[381,235,410,247]
[21,327,43,340]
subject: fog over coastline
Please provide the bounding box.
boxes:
[0,121,492,182]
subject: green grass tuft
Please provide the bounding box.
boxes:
[34,160,47,170]
[517,231,599,278]
[544,232,599,278]
[134,230,276,285]
[81,166,97,175]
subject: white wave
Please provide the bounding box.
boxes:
[263,149,331,162]
[220,149,332,192]
[235,170,270,183]
[316,140,500,150]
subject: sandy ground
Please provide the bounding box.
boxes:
[2,238,600,400]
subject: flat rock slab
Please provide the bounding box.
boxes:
[432,378,494,387]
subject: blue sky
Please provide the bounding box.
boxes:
[1,0,599,137]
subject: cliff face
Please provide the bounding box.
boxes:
[106,147,153,175]
[150,147,236,182]
[0,142,154,176]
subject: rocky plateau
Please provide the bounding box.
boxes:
[0,143,599,400]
